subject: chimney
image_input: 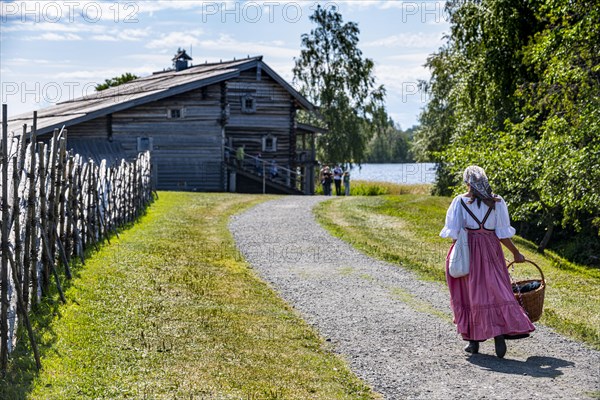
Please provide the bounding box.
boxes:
[172,48,193,71]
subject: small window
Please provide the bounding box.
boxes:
[168,108,183,119]
[137,137,153,151]
[262,135,277,152]
[241,95,256,114]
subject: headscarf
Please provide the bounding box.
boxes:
[463,165,500,209]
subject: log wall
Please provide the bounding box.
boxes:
[66,85,224,191]
[225,70,295,169]
[48,70,301,193]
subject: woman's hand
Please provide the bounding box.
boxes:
[500,238,526,263]
[513,252,526,263]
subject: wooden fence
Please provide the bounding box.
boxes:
[0,104,153,372]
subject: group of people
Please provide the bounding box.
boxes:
[319,165,350,196]
[254,152,279,180]
[227,146,279,180]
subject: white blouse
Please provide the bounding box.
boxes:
[439,194,516,240]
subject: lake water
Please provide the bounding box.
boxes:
[349,163,437,185]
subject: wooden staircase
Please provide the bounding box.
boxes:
[225,163,304,195]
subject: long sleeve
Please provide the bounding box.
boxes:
[440,195,464,240]
[494,197,516,239]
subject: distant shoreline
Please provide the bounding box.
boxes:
[349,162,437,185]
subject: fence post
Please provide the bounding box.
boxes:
[16,125,28,304]
[47,130,59,265]
[1,103,9,373]
[55,138,67,264]
[24,114,38,307]
[37,143,49,292]
[12,155,23,307]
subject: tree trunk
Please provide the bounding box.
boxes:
[537,218,555,252]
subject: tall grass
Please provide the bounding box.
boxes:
[315,180,431,196]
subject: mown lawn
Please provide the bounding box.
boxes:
[1,192,378,399]
[314,194,600,350]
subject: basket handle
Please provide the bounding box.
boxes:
[507,259,545,284]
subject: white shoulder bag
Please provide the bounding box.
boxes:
[448,228,469,278]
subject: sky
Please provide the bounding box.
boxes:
[0,0,450,129]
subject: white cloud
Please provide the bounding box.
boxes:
[24,32,82,41]
[3,19,149,42]
[137,1,213,14]
[123,53,174,63]
[263,60,296,81]
[146,32,297,60]
[386,52,433,64]
[90,28,151,42]
[53,65,157,80]
[145,29,206,50]
[343,1,446,13]
[2,57,72,66]
[91,34,118,42]
[122,28,150,39]
[197,35,298,60]
[374,64,430,93]
[2,21,97,33]
[365,32,445,49]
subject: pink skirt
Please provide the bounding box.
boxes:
[446,229,535,341]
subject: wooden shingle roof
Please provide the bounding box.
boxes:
[4,56,315,137]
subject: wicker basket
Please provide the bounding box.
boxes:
[507,259,546,322]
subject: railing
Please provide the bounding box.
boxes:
[224,146,303,193]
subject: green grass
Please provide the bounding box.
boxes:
[314,195,600,350]
[2,192,378,399]
[315,180,431,196]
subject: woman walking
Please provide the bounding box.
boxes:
[440,166,535,358]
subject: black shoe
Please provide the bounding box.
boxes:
[494,335,507,358]
[464,341,479,354]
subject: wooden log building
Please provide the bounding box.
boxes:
[5,52,323,194]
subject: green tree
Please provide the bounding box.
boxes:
[95,72,139,91]
[418,0,599,258]
[366,119,415,163]
[293,5,386,166]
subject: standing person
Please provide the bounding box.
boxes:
[324,167,333,196]
[440,165,535,358]
[319,166,333,196]
[319,165,327,194]
[224,146,231,165]
[269,160,279,179]
[236,145,245,168]
[343,171,351,196]
[333,165,343,195]
[255,152,263,176]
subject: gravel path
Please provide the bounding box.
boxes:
[229,196,599,399]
